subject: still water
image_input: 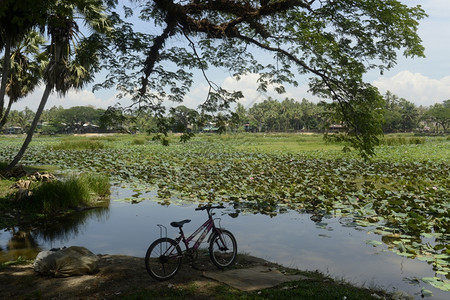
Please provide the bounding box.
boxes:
[1,187,448,299]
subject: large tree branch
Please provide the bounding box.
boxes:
[234,34,363,135]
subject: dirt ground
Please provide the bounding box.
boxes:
[0,253,276,299]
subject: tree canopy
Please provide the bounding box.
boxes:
[1,0,427,159]
[1,0,110,170]
[95,0,426,158]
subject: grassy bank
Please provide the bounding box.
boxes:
[0,132,448,292]
[0,170,110,228]
[1,253,391,300]
[22,173,110,213]
[123,274,387,300]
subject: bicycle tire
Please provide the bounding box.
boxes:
[145,238,182,281]
[209,229,237,269]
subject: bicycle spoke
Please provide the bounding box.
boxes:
[209,230,237,269]
[145,238,182,281]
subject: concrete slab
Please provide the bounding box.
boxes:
[203,266,308,292]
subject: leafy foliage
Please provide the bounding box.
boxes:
[1,135,448,280]
[422,100,450,133]
[96,0,427,158]
[18,172,110,214]
[4,0,112,170]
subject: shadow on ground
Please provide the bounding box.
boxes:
[1,253,291,299]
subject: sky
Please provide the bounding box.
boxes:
[13,0,450,112]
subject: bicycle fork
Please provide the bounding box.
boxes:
[209,228,229,251]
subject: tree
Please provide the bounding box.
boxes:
[0,31,46,129]
[423,100,450,133]
[383,110,402,133]
[58,106,105,132]
[97,0,426,158]
[230,102,248,131]
[41,105,65,123]
[6,0,110,170]
[298,99,318,131]
[382,91,419,133]
[0,0,50,119]
[278,98,301,131]
[169,105,199,133]
[248,98,279,132]
[399,100,419,132]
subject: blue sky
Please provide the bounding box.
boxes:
[16,0,450,111]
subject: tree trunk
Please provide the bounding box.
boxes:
[6,84,52,171]
[0,37,12,118]
[0,97,14,130]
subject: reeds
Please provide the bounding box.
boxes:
[23,173,110,213]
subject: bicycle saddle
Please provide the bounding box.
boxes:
[170,219,191,228]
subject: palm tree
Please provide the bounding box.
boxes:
[0,0,49,119]
[0,31,46,129]
[7,0,109,170]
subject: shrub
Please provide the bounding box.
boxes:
[79,173,110,197]
[131,138,146,145]
[380,136,425,146]
[22,173,110,214]
[50,139,106,150]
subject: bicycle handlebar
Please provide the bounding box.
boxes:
[195,205,225,211]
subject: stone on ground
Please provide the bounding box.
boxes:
[34,246,99,277]
[203,265,307,292]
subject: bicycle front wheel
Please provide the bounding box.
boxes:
[209,229,237,269]
[145,238,182,281]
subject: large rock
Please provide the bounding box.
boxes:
[34,246,99,277]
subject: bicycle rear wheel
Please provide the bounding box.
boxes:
[209,229,237,269]
[145,238,182,280]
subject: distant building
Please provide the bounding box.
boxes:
[81,123,101,133]
[7,126,22,134]
[202,122,219,133]
[243,123,255,132]
[328,124,346,132]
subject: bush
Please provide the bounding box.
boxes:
[380,136,425,146]
[22,173,110,214]
[79,173,110,197]
[50,139,106,150]
[131,138,146,145]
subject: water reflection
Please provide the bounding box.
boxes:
[33,206,110,242]
[3,228,40,261]
[0,187,448,299]
[0,201,109,263]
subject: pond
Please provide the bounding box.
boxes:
[0,186,448,300]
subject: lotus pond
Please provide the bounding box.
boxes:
[0,133,449,297]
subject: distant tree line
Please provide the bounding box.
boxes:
[227,93,449,134]
[382,92,449,133]
[2,92,449,135]
[0,0,431,166]
[3,105,106,134]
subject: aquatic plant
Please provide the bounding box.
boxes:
[0,134,448,290]
[18,173,110,214]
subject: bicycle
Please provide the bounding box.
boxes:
[145,205,237,281]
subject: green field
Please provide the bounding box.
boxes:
[0,133,449,291]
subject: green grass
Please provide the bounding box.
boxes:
[79,173,110,197]
[130,137,146,145]
[0,180,13,198]
[49,139,107,150]
[0,132,448,293]
[380,136,426,146]
[194,133,343,153]
[0,257,33,269]
[120,270,386,300]
[16,173,110,214]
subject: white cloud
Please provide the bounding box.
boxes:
[183,73,320,110]
[372,71,450,107]
[182,82,210,109]
[12,85,120,112]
